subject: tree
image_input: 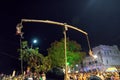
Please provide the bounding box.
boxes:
[19,41,51,73]
[47,38,86,69]
[39,56,52,72]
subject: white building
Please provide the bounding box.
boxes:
[83,45,120,72]
[83,56,103,72]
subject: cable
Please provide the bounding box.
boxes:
[0,51,18,60]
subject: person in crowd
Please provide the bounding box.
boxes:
[41,72,46,80]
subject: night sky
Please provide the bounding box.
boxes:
[0,0,120,74]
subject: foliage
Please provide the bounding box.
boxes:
[48,40,65,68]
[39,56,52,72]
[19,41,51,73]
[47,38,86,69]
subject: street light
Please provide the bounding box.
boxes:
[93,55,97,59]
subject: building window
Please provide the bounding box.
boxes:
[95,61,97,64]
[104,51,106,55]
[89,62,91,65]
[106,59,108,64]
[117,50,119,54]
[110,50,111,53]
[107,51,109,55]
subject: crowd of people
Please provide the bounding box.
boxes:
[67,71,120,80]
[0,70,120,80]
[0,71,46,80]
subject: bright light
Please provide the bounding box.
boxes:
[76,64,78,67]
[33,39,37,44]
[94,55,97,58]
[106,67,117,72]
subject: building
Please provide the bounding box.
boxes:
[83,45,120,72]
[82,56,103,72]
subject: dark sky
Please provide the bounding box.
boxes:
[0,0,120,74]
